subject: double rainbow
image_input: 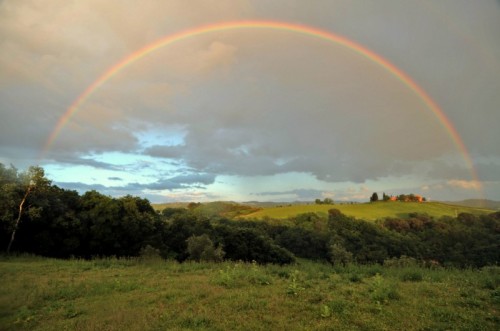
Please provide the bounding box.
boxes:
[41,20,481,188]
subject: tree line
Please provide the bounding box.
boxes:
[1,163,498,267]
[370,192,426,202]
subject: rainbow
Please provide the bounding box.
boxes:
[41,20,481,187]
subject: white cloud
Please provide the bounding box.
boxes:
[446,180,483,191]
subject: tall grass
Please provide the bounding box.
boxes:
[0,256,498,330]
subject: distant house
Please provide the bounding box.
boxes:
[388,194,424,202]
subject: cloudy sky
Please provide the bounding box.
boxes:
[1,0,499,203]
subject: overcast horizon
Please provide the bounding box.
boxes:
[1,1,499,203]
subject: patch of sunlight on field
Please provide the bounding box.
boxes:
[240,202,493,220]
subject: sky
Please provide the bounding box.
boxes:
[1,0,499,203]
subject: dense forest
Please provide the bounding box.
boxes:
[1,163,499,267]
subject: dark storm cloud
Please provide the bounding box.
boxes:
[49,155,122,171]
[1,1,499,200]
[56,171,216,195]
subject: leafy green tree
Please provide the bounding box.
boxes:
[20,186,82,257]
[78,192,160,257]
[5,166,51,254]
[329,243,353,266]
[162,213,214,261]
[186,234,224,262]
[370,192,379,202]
[275,227,329,260]
[216,226,295,264]
[315,198,334,205]
[0,164,19,246]
[139,244,162,261]
[161,207,187,219]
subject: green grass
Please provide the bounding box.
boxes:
[151,202,189,212]
[239,201,493,220]
[1,256,498,330]
[192,202,261,218]
[152,201,261,218]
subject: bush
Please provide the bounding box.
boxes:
[368,274,400,303]
[217,227,295,264]
[139,245,162,261]
[329,243,353,266]
[400,270,423,282]
[186,234,225,262]
[383,255,419,268]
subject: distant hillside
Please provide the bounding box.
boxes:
[239,201,494,221]
[152,200,495,221]
[151,202,189,211]
[191,201,261,218]
[444,199,500,210]
[152,201,261,218]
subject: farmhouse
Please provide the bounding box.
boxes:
[389,194,424,202]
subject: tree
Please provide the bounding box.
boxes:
[370,192,379,202]
[6,166,50,254]
[0,164,18,245]
[217,227,295,264]
[329,243,353,266]
[186,234,224,262]
[323,198,334,205]
[315,198,334,205]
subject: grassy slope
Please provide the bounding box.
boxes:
[151,201,261,218]
[192,202,261,218]
[151,202,189,211]
[240,201,493,220]
[0,256,498,330]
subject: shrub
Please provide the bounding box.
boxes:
[400,270,423,282]
[139,245,162,261]
[384,255,419,268]
[329,243,353,266]
[286,270,305,296]
[186,234,225,262]
[368,274,400,303]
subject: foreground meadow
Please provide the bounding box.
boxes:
[1,256,498,330]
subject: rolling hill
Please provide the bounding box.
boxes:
[238,201,494,221]
[152,201,261,218]
[152,201,494,221]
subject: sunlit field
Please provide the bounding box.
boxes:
[239,201,493,221]
[1,255,498,330]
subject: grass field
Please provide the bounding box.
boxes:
[1,256,498,330]
[151,202,190,211]
[239,201,493,221]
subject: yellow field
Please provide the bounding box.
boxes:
[239,201,493,220]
